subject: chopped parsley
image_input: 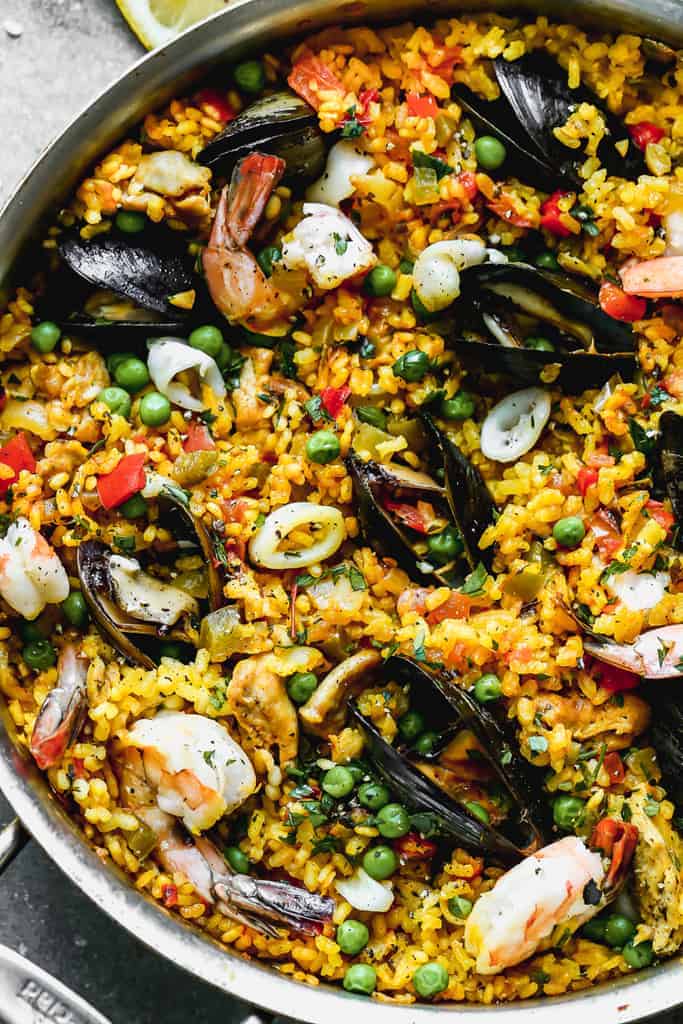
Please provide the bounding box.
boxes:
[304,396,333,424]
[461,562,488,596]
[340,105,363,138]
[333,232,349,256]
[629,417,658,458]
[202,749,216,768]
[411,148,453,181]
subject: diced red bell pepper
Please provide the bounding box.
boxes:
[457,171,478,201]
[184,420,216,452]
[194,88,235,124]
[540,190,575,237]
[599,281,647,322]
[590,657,640,693]
[577,466,599,496]
[394,832,438,860]
[426,45,463,83]
[162,884,178,908]
[427,592,472,625]
[590,818,638,890]
[644,498,675,533]
[590,507,622,560]
[0,432,36,497]
[406,93,438,118]
[603,751,625,786]
[628,121,665,151]
[357,88,379,125]
[382,498,428,534]
[485,192,536,228]
[287,54,345,111]
[97,452,146,510]
[320,386,350,420]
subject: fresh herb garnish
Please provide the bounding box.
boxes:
[411,148,453,181]
[461,563,488,596]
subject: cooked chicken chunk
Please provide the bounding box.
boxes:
[226,653,299,764]
[628,787,683,954]
[528,690,650,751]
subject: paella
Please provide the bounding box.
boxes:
[1,11,682,1006]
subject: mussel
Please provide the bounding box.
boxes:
[453,261,636,392]
[349,655,549,863]
[453,52,645,187]
[650,688,683,807]
[198,92,326,184]
[78,478,223,667]
[659,411,683,544]
[347,416,495,586]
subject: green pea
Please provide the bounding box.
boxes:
[448,896,473,919]
[139,391,171,427]
[31,321,61,354]
[61,591,89,629]
[376,803,411,839]
[440,391,475,421]
[362,844,398,880]
[114,357,150,394]
[306,430,340,464]
[20,620,45,644]
[572,204,593,222]
[427,527,463,566]
[413,731,438,755]
[214,342,237,374]
[500,245,525,263]
[358,781,390,811]
[473,673,502,703]
[322,766,355,799]
[225,846,250,874]
[22,639,57,671]
[397,710,425,742]
[604,914,636,949]
[622,940,654,969]
[474,135,507,170]
[356,406,388,430]
[119,493,148,519]
[399,258,415,274]
[115,210,147,234]
[343,963,376,995]
[287,671,318,705]
[552,795,585,831]
[106,352,136,376]
[535,251,560,271]
[392,349,430,382]
[364,265,397,297]
[525,336,555,352]
[465,801,489,824]
[552,515,586,548]
[582,916,608,943]
[97,386,132,418]
[159,642,185,661]
[188,325,224,360]
[256,245,282,278]
[336,919,369,955]
[412,961,449,998]
[345,763,365,783]
[234,59,266,94]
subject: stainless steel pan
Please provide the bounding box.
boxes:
[1,2,683,1020]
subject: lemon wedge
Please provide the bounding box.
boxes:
[116,0,228,49]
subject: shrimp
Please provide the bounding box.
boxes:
[620,255,683,298]
[30,644,89,770]
[584,623,683,679]
[126,711,256,834]
[464,819,638,974]
[0,517,69,619]
[117,733,334,937]
[226,653,299,765]
[202,153,297,331]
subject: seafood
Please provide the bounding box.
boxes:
[0,518,69,620]
[146,337,226,411]
[627,787,683,955]
[280,203,376,289]
[226,652,299,765]
[30,645,89,770]
[659,412,683,538]
[464,820,638,974]
[621,256,683,298]
[582,623,683,680]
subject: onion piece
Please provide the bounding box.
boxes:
[248,502,346,570]
[147,337,226,412]
[412,238,487,312]
[306,140,375,206]
[607,569,670,612]
[480,387,551,463]
[335,867,394,912]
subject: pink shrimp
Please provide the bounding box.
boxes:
[620,255,683,298]
[30,645,89,770]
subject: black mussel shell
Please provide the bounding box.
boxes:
[649,687,683,806]
[494,53,646,185]
[155,478,224,609]
[659,412,683,543]
[199,92,326,184]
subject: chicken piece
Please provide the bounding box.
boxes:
[529,690,650,751]
[628,788,683,954]
[227,653,299,764]
[37,440,89,480]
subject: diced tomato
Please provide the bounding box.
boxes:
[394,832,438,860]
[287,54,345,111]
[603,751,625,786]
[97,452,146,510]
[457,171,478,201]
[320,385,350,420]
[427,592,472,625]
[184,420,216,452]
[0,433,36,497]
[586,450,616,469]
[222,498,248,523]
[662,369,683,399]
[590,507,623,560]
[162,884,178,908]
[590,818,638,889]
[426,45,463,83]
[383,498,428,534]
[485,192,536,228]
[71,757,86,779]
[628,121,665,151]
[591,657,640,693]
[396,587,430,617]
[357,88,379,125]
[577,466,599,496]
[645,499,675,533]
[540,190,575,237]
[599,281,647,322]
[406,93,438,118]
[194,88,235,124]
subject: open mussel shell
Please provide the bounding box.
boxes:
[659,412,683,545]
[199,91,326,184]
[649,686,683,806]
[493,53,646,185]
[155,478,224,610]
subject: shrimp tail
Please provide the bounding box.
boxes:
[214,876,335,937]
[30,645,89,770]
[590,817,639,891]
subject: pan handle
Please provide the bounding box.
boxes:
[0,817,28,875]
[0,943,112,1024]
